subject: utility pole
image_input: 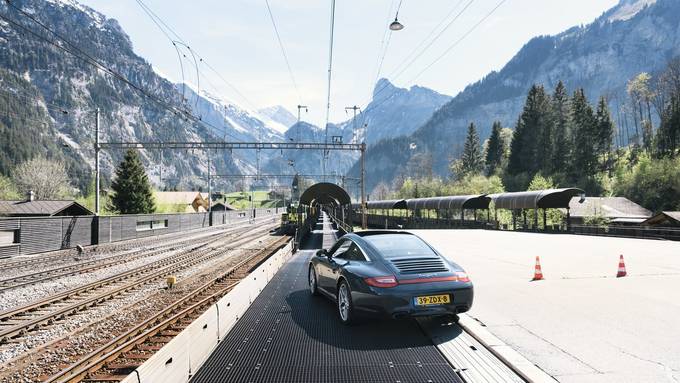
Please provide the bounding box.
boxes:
[207,150,212,222]
[94,108,100,216]
[345,105,360,142]
[296,105,308,142]
[250,185,254,224]
[159,150,163,188]
[360,143,366,229]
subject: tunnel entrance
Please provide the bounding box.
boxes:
[297,183,353,244]
[299,182,351,209]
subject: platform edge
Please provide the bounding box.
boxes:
[459,314,558,383]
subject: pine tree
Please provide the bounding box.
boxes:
[551,81,571,173]
[507,85,552,175]
[594,96,614,171]
[656,94,680,157]
[570,89,598,178]
[459,122,484,177]
[108,149,156,214]
[485,121,505,176]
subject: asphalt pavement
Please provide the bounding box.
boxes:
[411,229,680,383]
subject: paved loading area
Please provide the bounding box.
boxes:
[191,214,463,383]
[412,229,680,383]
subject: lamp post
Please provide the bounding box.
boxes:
[94,108,100,215]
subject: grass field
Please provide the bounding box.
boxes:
[223,191,285,209]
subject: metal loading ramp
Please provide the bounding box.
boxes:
[190,214,524,383]
[190,254,462,383]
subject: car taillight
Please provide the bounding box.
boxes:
[364,275,399,288]
[456,271,470,283]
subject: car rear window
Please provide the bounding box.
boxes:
[363,234,436,259]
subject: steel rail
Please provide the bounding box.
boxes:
[0,221,266,291]
[46,235,291,383]
[0,217,252,272]
[0,225,276,342]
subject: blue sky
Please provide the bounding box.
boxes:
[79,0,619,127]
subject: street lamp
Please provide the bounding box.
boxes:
[389,2,405,31]
[389,17,404,31]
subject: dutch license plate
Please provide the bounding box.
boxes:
[414,294,450,306]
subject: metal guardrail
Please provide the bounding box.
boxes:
[571,224,680,241]
[326,211,352,234]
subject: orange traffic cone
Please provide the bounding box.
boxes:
[532,256,543,281]
[616,255,627,278]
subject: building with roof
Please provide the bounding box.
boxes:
[566,197,652,225]
[211,202,236,211]
[154,191,209,213]
[642,211,680,227]
[0,199,93,217]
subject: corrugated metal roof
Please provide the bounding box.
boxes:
[299,182,351,206]
[366,199,407,210]
[491,188,585,210]
[406,195,490,210]
[0,200,91,216]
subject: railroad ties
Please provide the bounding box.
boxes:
[0,215,286,383]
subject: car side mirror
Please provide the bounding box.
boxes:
[316,249,327,257]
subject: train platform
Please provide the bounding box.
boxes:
[190,214,524,383]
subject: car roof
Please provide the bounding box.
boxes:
[350,230,414,238]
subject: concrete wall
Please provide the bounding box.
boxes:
[0,208,281,257]
[120,242,294,383]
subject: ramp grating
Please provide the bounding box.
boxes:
[190,252,463,383]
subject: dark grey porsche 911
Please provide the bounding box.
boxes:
[308,231,473,324]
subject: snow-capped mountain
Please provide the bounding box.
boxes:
[258,105,297,133]
[0,0,301,191]
[181,85,284,143]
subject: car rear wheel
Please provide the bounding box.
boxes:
[337,280,355,325]
[308,266,319,296]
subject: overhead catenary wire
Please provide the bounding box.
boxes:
[358,0,473,134]
[134,0,187,104]
[357,0,507,140]
[367,0,396,103]
[131,4,267,172]
[323,0,337,179]
[409,0,507,83]
[0,4,231,141]
[134,0,259,112]
[386,0,474,83]
[387,0,465,81]
[0,88,71,115]
[264,0,302,105]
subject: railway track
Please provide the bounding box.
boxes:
[0,224,255,292]
[0,216,271,277]
[44,235,291,383]
[0,223,277,345]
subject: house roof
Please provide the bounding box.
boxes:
[0,200,93,216]
[567,197,652,219]
[641,211,680,226]
[212,202,237,211]
[154,191,207,205]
